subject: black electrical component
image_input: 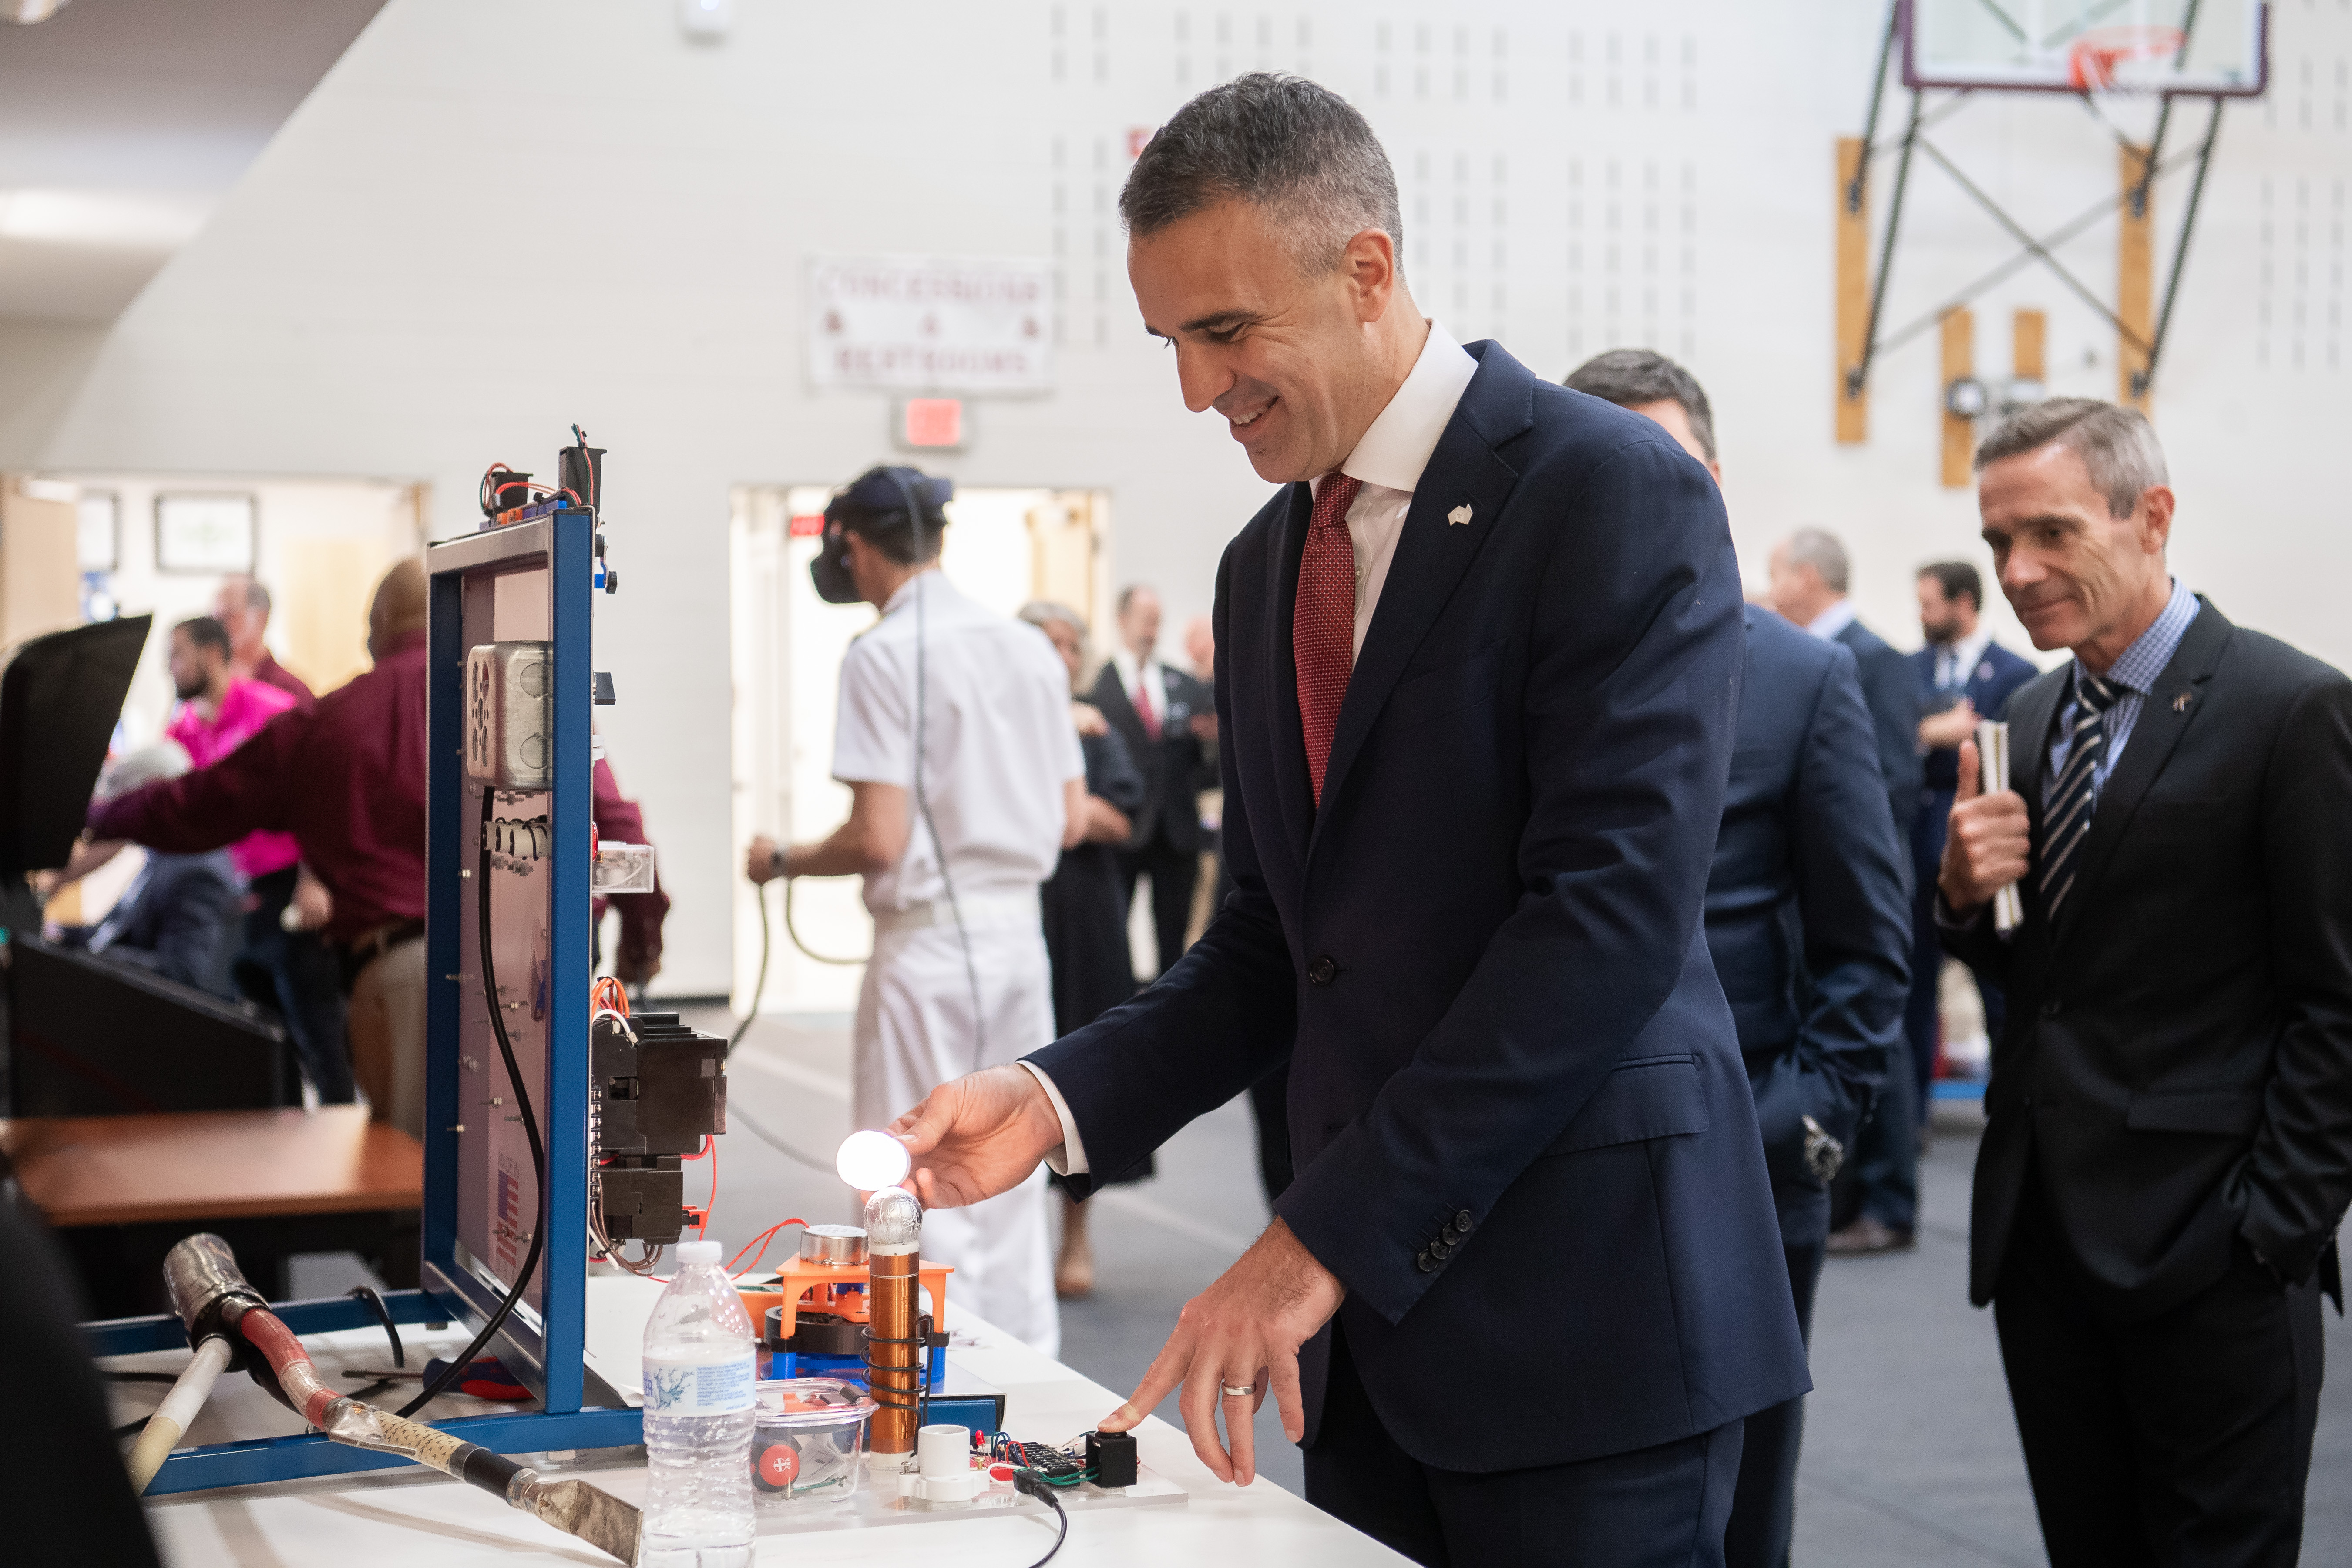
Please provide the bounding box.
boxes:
[591,1010,726,1245]
[1083,1428,1138,1489]
[480,467,534,518]
[559,426,605,513]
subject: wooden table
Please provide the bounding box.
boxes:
[0,1105,423,1312]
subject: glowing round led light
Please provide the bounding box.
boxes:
[836,1129,913,1192]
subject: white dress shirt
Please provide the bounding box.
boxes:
[1802,598,1859,644]
[1310,320,1482,658]
[1018,319,1481,1175]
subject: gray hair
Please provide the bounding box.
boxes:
[221,575,270,618]
[1120,73,1404,276]
[1562,349,1717,462]
[1017,600,1089,639]
[1782,528,1851,594]
[1973,397,2169,518]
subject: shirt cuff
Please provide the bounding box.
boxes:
[1015,1060,1089,1177]
[1934,890,1997,938]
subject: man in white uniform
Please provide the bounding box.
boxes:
[747,467,1085,1355]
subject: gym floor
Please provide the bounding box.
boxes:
[295,1008,2352,1563]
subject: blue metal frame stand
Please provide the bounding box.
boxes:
[85,510,641,1495]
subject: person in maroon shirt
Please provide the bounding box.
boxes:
[215,576,318,713]
[592,757,670,991]
[94,560,429,1132]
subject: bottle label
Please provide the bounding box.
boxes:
[642,1352,755,1415]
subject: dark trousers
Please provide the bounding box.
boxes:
[235,866,355,1103]
[1725,1197,1829,1568]
[1305,1321,1744,1568]
[1903,788,2005,1112]
[1994,1178,2325,1568]
[1118,831,1199,979]
[1838,1030,1918,1232]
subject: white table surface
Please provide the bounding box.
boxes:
[121,1296,1406,1567]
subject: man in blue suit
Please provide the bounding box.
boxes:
[1904,562,2036,1118]
[889,76,1806,1565]
[1568,349,1912,1567]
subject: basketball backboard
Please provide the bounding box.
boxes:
[1902,0,2269,96]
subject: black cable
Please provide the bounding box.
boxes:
[1010,1469,1071,1566]
[910,569,988,1075]
[782,878,865,968]
[397,787,548,1420]
[726,1101,835,1173]
[101,1371,181,1384]
[349,1284,404,1369]
[727,880,770,1057]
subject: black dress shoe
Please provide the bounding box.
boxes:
[1825,1216,1916,1256]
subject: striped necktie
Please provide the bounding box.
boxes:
[2039,668,2123,919]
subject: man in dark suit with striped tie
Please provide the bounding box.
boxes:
[1940,398,2352,1566]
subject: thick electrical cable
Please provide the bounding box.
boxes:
[912,569,989,1074]
[727,1100,836,1173]
[397,787,548,1420]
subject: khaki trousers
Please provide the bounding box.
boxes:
[348,937,428,1138]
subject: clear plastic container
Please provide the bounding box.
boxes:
[640,1239,757,1567]
[749,1378,877,1510]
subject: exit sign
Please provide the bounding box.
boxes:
[899,398,964,450]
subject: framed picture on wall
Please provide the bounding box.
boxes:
[76,492,119,572]
[155,493,256,574]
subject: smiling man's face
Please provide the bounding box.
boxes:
[1128,198,1407,484]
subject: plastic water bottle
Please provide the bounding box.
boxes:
[640,1238,757,1566]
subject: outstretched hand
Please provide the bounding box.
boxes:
[1096,1218,1343,1487]
[889,1065,1067,1210]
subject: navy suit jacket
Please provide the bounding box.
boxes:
[1912,638,2039,796]
[1710,610,1911,1236]
[1833,618,1925,840]
[1030,343,1808,1471]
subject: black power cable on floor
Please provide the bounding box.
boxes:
[396,787,549,1420]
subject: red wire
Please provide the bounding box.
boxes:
[725,1218,810,1277]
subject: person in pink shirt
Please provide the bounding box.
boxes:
[159,614,355,1102]
[165,618,299,880]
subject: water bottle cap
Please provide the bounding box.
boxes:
[674,1239,722,1267]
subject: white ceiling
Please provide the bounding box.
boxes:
[0,0,386,323]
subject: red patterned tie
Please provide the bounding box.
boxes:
[1295,471,1363,804]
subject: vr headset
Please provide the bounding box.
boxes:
[810,466,955,605]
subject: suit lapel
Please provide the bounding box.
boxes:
[2003,669,2067,940]
[2052,598,2231,949]
[1308,343,1534,846]
[1267,480,1317,871]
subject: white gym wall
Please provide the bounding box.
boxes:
[1,0,2343,997]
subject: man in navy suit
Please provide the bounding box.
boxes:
[1769,530,1933,1255]
[1905,563,2036,1114]
[1568,349,1912,1567]
[889,75,1806,1566]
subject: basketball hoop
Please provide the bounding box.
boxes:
[2066,24,2188,93]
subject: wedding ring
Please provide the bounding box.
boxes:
[1221,1383,1254,1398]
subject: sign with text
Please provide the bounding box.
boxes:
[808,255,1054,393]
